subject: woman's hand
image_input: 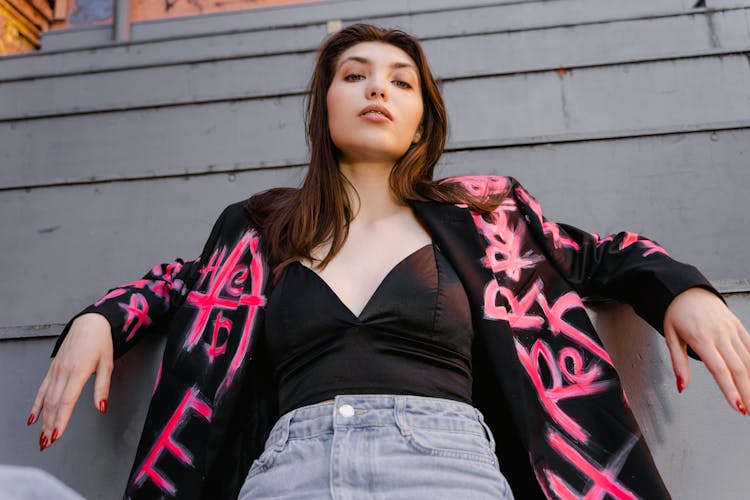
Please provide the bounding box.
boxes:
[28,313,114,450]
[664,287,750,415]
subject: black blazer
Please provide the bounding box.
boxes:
[53,176,716,499]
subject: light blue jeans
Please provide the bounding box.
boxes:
[238,394,514,499]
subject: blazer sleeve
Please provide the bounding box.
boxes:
[509,177,723,339]
[51,206,230,360]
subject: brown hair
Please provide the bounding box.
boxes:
[247,23,496,281]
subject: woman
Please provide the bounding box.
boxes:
[29,24,749,499]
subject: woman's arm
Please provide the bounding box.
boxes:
[28,205,230,450]
[511,178,750,415]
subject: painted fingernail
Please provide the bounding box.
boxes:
[737,400,747,415]
[39,432,47,451]
[99,399,107,414]
[676,376,684,393]
[50,428,58,444]
[27,413,35,426]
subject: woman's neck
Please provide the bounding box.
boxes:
[338,159,407,225]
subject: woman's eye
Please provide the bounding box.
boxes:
[393,80,412,89]
[344,74,365,81]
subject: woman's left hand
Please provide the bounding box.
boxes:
[664,287,750,415]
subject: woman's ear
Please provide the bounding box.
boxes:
[412,124,423,143]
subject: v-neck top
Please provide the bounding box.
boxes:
[264,243,474,415]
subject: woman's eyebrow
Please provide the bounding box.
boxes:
[337,56,417,73]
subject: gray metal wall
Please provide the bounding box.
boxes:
[1,0,749,498]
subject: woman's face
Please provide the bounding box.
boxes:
[326,41,424,166]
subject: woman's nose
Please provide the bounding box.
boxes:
[367,79,387,99]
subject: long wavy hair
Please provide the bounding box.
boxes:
[247,24,496,281]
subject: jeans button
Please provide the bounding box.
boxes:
[339,404,354,417]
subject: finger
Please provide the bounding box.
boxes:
[665,322,690,393]
[51,370,91,445]
[93,358,113,415]
[700,346,744,413]
[40,369,70,449]
[29,371,52,426]
[727,335,750,414]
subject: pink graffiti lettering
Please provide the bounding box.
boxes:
[483,280,545,330]
[217,236,266,397]
[206,312,231,363]
[120,293,151,342]
[195,248,226,291]
[225,264,249,297]
[546,430,640,500]
[133,387,213,495]
[492,226,543,281]
[536,286,613,366]
[515,339,612,442]
[184,231,265,351]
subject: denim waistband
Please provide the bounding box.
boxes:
[263,394,495,454]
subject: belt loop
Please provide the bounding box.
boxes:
[394,396,410,437]
[275,411,293,451]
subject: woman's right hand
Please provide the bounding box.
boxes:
[28,312,114,451]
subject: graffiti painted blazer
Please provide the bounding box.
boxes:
[52,176,717,499]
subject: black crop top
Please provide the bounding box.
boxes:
[264,244,474,415]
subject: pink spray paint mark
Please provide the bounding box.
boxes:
[596,232,668,258]
[133,386,213,496]
[546,429,640,500]
[484,222,543,282]
[536,286,613,366]
[515,339,612,443]
[120,293,151,342]
[206,312,231,363]
[217,236,266,398]
[483,280,545,330]
[94,288,127,306]
[619,232,669,257]
[184,231,265,351]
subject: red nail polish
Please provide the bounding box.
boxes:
[39,433,47,451]
[99,399,107,414]
[676,376,684,393]
[737,400,747,415]
[27,413,35,426]
[50,428,58,444]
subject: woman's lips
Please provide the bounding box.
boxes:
[359,104,393,121]
[359,110,391,122]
